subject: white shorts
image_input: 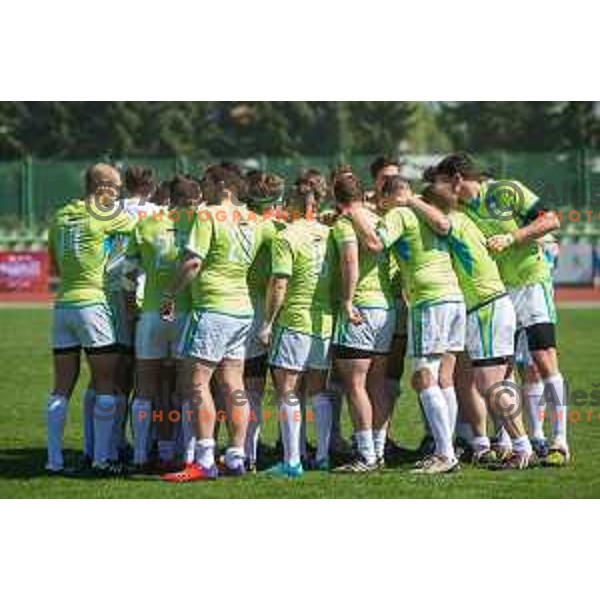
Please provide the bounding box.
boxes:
[509,281,556,329]
[52,303,116,351]
[269,326,331,372]
[466,295,516,361]
[178,309,252,363]
[408,301,466,357]
[135,311,188,360]
[107,290,135,348]
[333,307,396,354]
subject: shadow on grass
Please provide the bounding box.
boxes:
[0,443,422,482]
[0,447,85,480]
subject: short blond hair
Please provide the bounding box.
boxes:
[85,163,121,195]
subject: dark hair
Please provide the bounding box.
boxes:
[330,164,354,184]
[422,165,438,184]
[433,152,489,181]
[246,170,285,204]
[219,161,244,178]
[370,156,400,180]
[333,172,363,206]
[170,175,200,207]
[125,165,155,196]
[152,180,171,206]
[202,164,247,197]
[296,169,328,202]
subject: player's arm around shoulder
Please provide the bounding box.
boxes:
[345,206,386,253]
[406,195,451,236]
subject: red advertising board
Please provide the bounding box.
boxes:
[0,251,49,293]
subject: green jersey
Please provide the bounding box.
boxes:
[382,207,462,307]
[248,216,286,312]
[186,204,266,316]
[332,214,393,309]
[48,199,135,306]
[447,211,506,311]
[272,219,335,338]
[464,180,551,288]
[126,210,192,313]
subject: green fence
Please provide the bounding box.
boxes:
[1,151,600,237]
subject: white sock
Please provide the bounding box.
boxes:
[181,401,196,464]
[456,420,473,442]
[441,387,458,438]
[224,446,245,470]
[420,386,455,459]
[244,390,262,464]
[158,440,176,462]
[513,435,533,455]
[373,428,387,460]
[93,394,118,464]
[47,394,68,469]
[82,388,95,459]
[109,394,127,461]
[280,400,302,466]
[543,374,567,447]
[525,381,546,440]
[132,398,152,465]
[312,393,333,463]
[471,435,491,454]
[195,438,215,469]
[354,430,376,465]
[495,426,513,451]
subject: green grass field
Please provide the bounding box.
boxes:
[1,307,599,498]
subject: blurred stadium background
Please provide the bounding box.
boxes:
[1,101,600,298]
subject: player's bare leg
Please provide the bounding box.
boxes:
[411,358,458,474]
[327,365,352,458]
[333,357,377,471]
[215,358,250,475]
[456,364,493,463]
[477,365,533,469]
[162,357,218,482]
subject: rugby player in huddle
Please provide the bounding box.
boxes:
[45,154,567,480]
